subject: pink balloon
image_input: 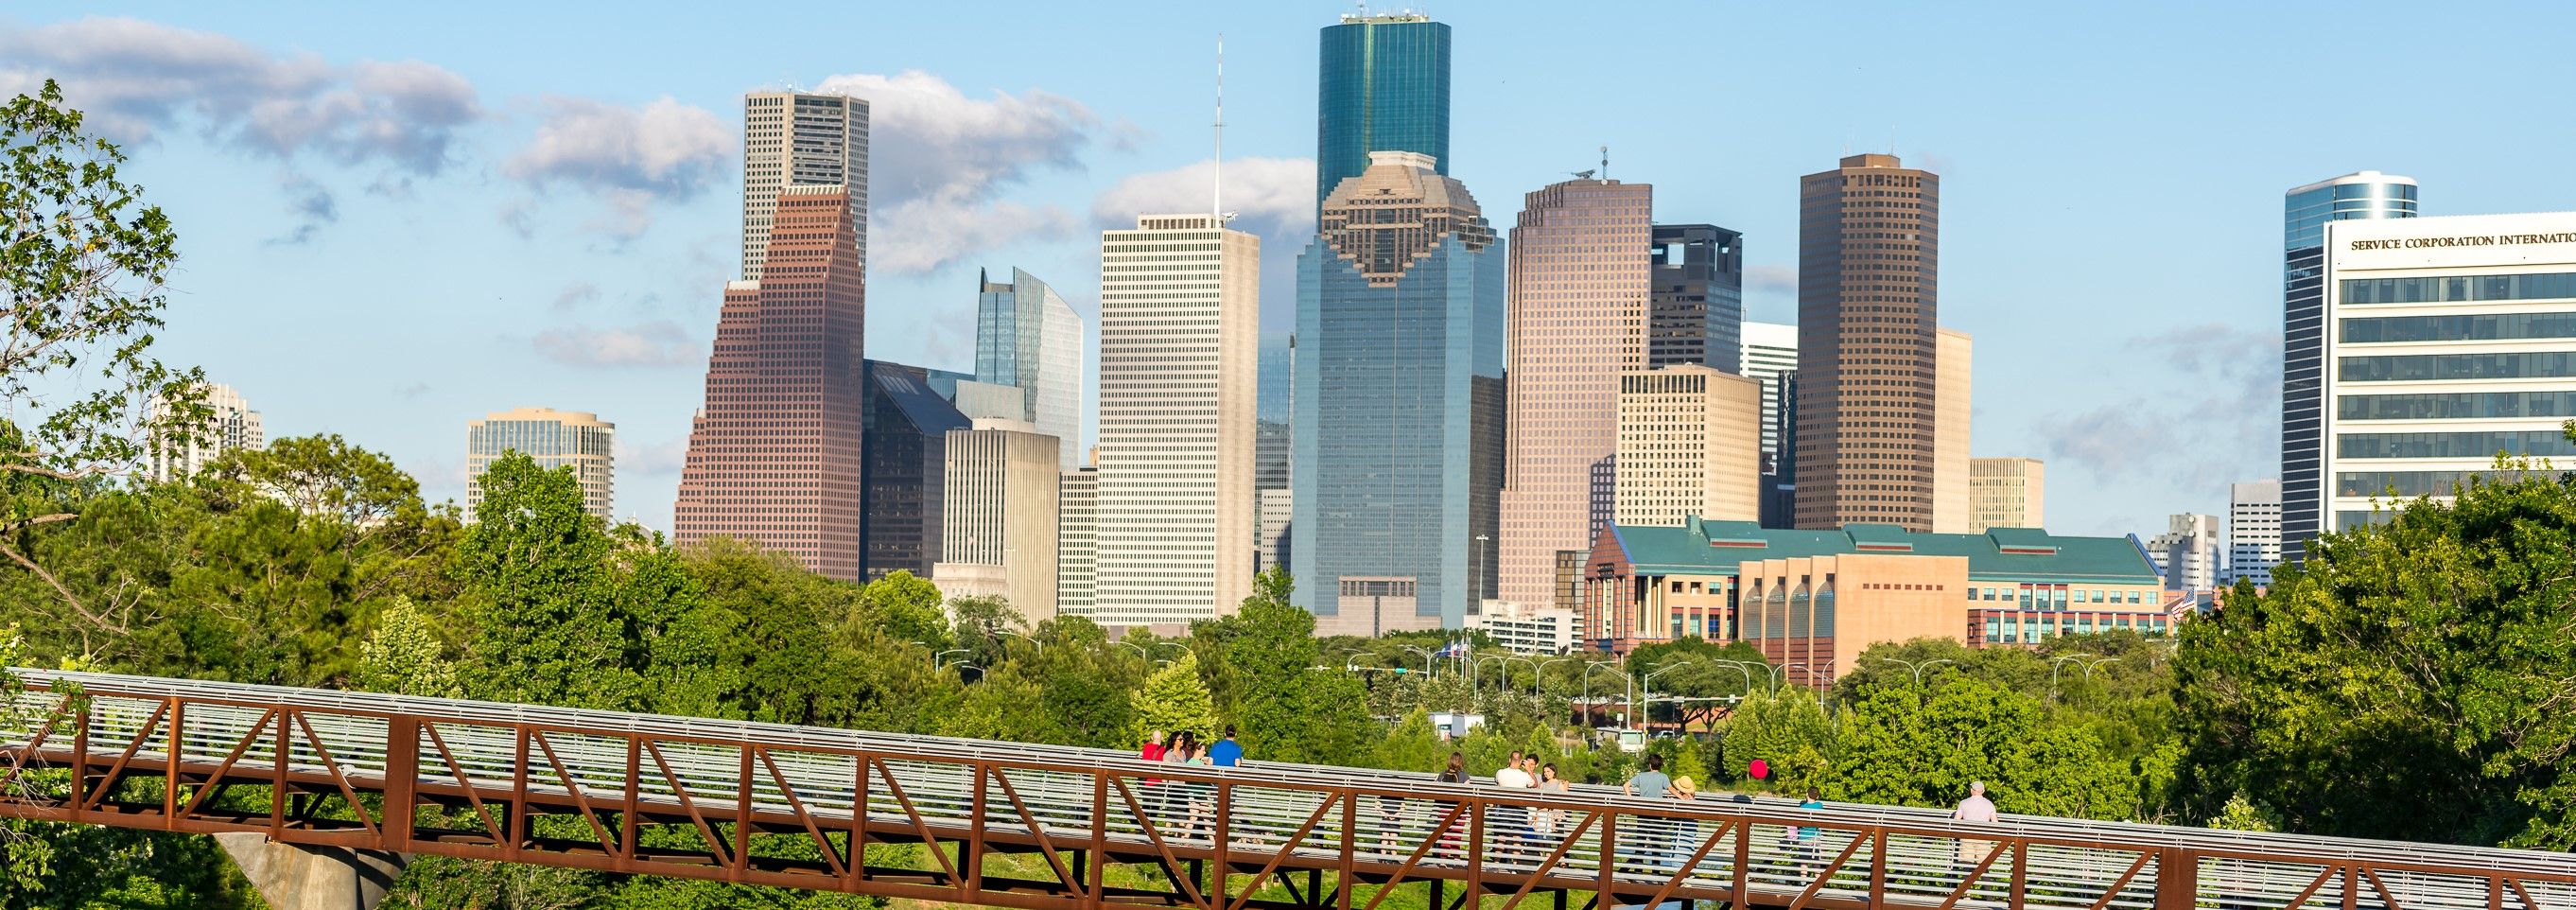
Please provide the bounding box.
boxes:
[1749,759,1769,780]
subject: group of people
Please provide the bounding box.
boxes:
[1136,726,1244,841]
[1123,728,2003,877]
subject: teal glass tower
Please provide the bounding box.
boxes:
[1315,13,1452,207]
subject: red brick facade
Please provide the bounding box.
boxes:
[673,187,866,579]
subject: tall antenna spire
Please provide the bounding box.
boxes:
[1213,33,1225,221]
[1600,145,1610,182]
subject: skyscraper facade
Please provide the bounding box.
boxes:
[2228,479,2281,586]
[674,186,866,579]
[1932,327,1974,534]
[1614,364,1762,527]
[1314,13,1450,207]
[1794,154,1941,532]
[466,407,615,521]
[148,382,264,481]
[931,418,1061,622]
[976,267,1084,469]
[1498,176,1653,612]
[2316,213,2576,534]
[1294,151,1504,628]
[1094,214,1260,627]
[1648,224,1747,371]
[1057,467,1098,616]
[742,93,867,280]
[2151,514,2222,591]
[1739,321,1799,471]
[2282,171,2418,559]
[1968,457,2045,531]
[860,360,970,580]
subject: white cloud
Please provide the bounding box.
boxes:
[1090,156,1315,241]
[614,433,692,477]
[810,70,1105,274]
[2042,323,2280,492]
[0,17,479,174]
[531,321,703,369]
[1746,264,1797,296]
[505,96,729,195]
[552,281,601,311]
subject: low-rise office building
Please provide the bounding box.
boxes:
[1580,518,2166,681]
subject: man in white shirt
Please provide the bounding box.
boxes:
[1951,780,1999,870]
[1495,751,1535,789]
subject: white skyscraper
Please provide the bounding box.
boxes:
[2229,480,2283,587]
[1057,468,1098,616]
[148,383,264,481]
[1739,322,1799,470]
[1093,214,1259,628]
[741,92,868,280]
[2314,213,2576,536]
[931,418,1061,623]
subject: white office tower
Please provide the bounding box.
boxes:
[2228,480,2283,586]
[467,407,617,521]
[1614,364,1761,526]
[1738,322,1799,470]
[1093,215,1260,628]
[2315,213,2576,535]
[741,92,868,279]
[2150,514,2222,591]
[1057,468,1098,616]
[148,383,265,481]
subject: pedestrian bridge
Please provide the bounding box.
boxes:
[2,670,2570,910]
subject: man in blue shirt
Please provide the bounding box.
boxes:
[1209,726,1244,767]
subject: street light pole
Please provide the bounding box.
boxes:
[1872,656,1956,687]
[2049,653,2097,691]
[1582,660,1625,728]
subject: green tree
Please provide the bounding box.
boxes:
[355,598,460,698]
[2177,451,2576,848]
[860,569,948,648]
[1718,687,1834,789]
[1132,652,1220,746]
[0,80,206,628]
[1375,709,1444,773]
[1827,677,2130,820]
[455,452,639,710]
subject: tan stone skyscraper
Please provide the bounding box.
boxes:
[1970,457,2045,531]
[1615,364,1761,527]
[1794,154,1941,531]
[675,185,866,579]
[1932,327,1973,533]
[1498,177,1653,609]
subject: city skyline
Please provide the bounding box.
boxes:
[11,4,2576,540]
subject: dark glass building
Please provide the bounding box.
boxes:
[1648,224,1747,371]
[2280,171,2417,561]
[1315,13,1451,208]
[859,359,970,580]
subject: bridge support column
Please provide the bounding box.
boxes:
[215,833,409,910]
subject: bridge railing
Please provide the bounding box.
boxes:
[4,670,2572,910]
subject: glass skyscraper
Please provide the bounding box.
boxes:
[1315,13,1451,207]
[976,267,1084,470]
[2281,171,2416,561]
[1294,151,1504,630]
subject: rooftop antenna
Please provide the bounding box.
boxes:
[1600,145,1610,182]
[1213,33,1225,221]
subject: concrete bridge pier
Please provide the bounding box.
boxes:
[214,833,409,910]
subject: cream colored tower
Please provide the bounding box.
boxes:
[1615,364,1762,527]
[1093,215,1259,628]
[467,407,615,520]
[1970,457,2045,531]
[931,418,1061,623]
[1498,177,1653,610]
[1931,327,1974,534]
[741,92,868,280]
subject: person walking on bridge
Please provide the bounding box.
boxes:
[1951,781,1999,873]
[1210,726,1244,767]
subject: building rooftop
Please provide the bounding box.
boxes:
[1603,517,2160,586]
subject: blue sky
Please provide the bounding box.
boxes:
[7,1,2574,537]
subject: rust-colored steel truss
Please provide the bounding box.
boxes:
[3,671,2572,910]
